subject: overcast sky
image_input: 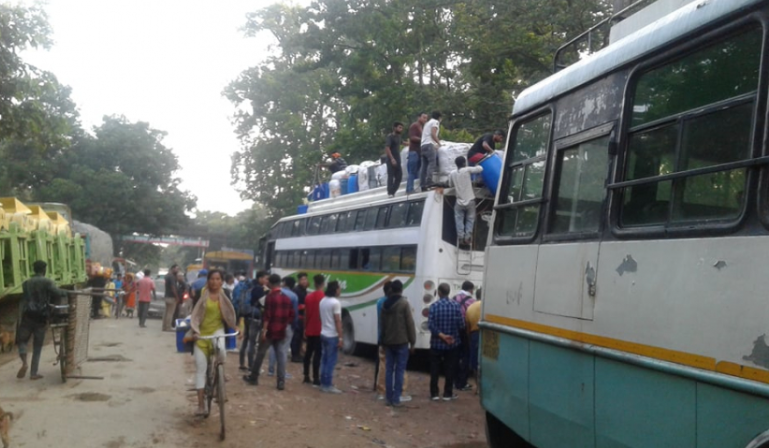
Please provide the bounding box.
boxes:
[22,0,282,215]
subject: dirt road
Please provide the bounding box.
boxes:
[0,316,488,448]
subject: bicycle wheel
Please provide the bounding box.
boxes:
[217,363,226,440]
[59,329,68,383]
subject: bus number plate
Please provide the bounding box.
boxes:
[482,330,499,360]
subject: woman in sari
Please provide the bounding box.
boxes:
[122,272,137,318]
[189,269,237,416]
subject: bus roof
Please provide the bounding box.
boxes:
[513,0,761,116]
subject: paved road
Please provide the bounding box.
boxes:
[0,315,194,448]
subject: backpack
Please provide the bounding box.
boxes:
[231,281,249,314]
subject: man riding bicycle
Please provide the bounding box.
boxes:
[16,260,69,380]
[189,269,237,416]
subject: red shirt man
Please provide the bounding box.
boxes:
[136,274,156,303]
[302,275,326,385]
[304,288,325,337]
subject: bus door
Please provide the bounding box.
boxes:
[533,127,612,321]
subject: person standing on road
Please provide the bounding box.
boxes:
[162,264,180,332]
[375,281,411,401]
[319,281,344,394]
[380,280,416,407]
[303,274,325,386]
[406,113,428,194]
[174,272,188,321]
[448,156,483,250]
[420,111,442,191]
[239,271,269,371]
[243,274,295,390]
[452,280,476,392]
[136,269,157,328]
[428,283,464,401]
[464,293,482,389]
[267,277,299,377]
[190,269,208,309]
[122,272,137,318]
[291,272,308,363]
[190,269,237,416]
[15,260,69,380]
[385,122,405,197]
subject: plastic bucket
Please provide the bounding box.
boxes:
[297,205,308,214]
[175,318,190,353]
[225,328,237,351]
[479,153,503,196]
[348,174,359,193]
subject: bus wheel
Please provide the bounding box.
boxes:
[341,312,356,355]
[486,412,531,448]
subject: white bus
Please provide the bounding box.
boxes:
[481,0,769,447]
[262,184,491,353]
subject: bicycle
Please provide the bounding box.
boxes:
[49,303,70,383]
[197,331,239,441]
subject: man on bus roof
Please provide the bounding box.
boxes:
[467,130,505,166]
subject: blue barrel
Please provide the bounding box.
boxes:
[311,183,329,201]
[479,153,503,196]
[348,174,359,193]
[340,177,349,195]
[297,205,308,214]
[175,318,190,353]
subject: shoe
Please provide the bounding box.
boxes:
[391,402,404,408]
[442,394,459,401]
[267,371,275,377]
[291,357,303,363]
[239,366,249,371]
[377,395,385,400]
[303,376,311,384]
[243,375,258,385]
[400,395,412,402]
[431,396,440,401]
[284,373,293,379]
[457,384,473,391]
[30,374,44,380]
[323,386,343,394]
[277,381,285,391]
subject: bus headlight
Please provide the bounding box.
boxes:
[421,307,430,318]
[424,280,435,291]
[420,321,430,331]
[423,294,432,304]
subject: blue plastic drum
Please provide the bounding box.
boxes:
[348,174,359,193]
[225,328,237,351]
[340,178,349,195]
[479,153,503,196]
[297,205,308,214]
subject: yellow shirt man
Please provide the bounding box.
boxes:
[465,300,481,332]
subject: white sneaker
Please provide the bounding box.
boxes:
[400,395,412,402]
[326,386,343,394]
[377,395,385,400]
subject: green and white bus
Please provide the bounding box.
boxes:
[263,184,491,354]
[481,0,769,447]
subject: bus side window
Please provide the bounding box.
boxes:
[400,246,416,272]
[363,208,378,231]
[293,250,302,268]
[388,202,408,228]
[376,206,390,229]
[354,210,366,231]
[337,211,350,232]
[330,249,341,270]
[319,249,331,270]
[347,248,358,270]
[382,246,400,271]
[307,216,321,235]
[551,136,610,234]
[308,250,318,269]
[360,247,381,271]
[619,27,760,228]
[301,250,313,268]
[406,200,424,227]
[339,249,351,270]
[496,113,551,240]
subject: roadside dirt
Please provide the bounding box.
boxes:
[180,349,488,448]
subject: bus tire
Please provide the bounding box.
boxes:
[341,312,356,355]
[486,412,532,448]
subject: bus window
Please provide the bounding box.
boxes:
[382,246,400,271]
[551,136,609,234]
[620,28,759,227]
[347,248,358,270]
[340,249,351,270]
[400,246,416,272]
[496,113,551,240]
[307,216,321,235]
[318,215,328,234]
[319,249,331,270]
[322,213,339,234]
[286,251,295,268]
[376,206,390,229]
[363,208,378,230]
[360,247,381,271]
[337,211,350,232]
[388,202,408,228]
[274,251,283,268]
[293,250,302,268]
[406,200,424,227]
[291,220,304,237]
[301,250,314,268]
[354,210,366,231]
[330,249,341,269]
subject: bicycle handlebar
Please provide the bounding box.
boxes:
[49,304,70,310]
[196,331,240,340]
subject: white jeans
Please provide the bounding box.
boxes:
[193,328,226,389]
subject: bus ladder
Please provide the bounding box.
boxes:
[456,245,472,276]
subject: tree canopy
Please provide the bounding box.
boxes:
[227,0,612,218]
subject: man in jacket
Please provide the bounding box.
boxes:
[379,280,416,407]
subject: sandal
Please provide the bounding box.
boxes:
[30,374,44,380]
[16,365,27,379]
[194,408,207,417]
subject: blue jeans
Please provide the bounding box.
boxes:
[320,335,339,388]
[455,201,476,242]
[385,344,410,405]
[406,151,420,193]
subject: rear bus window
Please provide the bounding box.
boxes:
[406,201,425,227]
